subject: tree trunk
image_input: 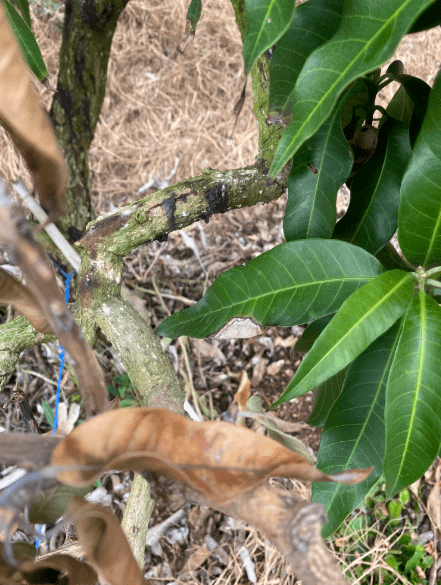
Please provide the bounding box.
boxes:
[50,0,130,237]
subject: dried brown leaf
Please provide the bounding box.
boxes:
[52,408,372,503]
[233,370,250,411]
[20,553,98,585]
[0,4,67,221]
[0,206,108,417]
[0,268,53,334]
[66,498,148,585]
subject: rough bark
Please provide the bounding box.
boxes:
[50,0,130,236]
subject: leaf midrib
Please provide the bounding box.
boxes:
[290,274,411,390]
[389,295,425,493]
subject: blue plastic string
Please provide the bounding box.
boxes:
[36,267,76,550]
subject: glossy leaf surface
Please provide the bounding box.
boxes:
[270,0,434,176]
[3,0,48,82]
[243,0,296,75]
[384,293,441,497]
[155,240,385,339]
[295,314,334,353]
[375,243,413,272]
[407,0,441,33]
[398,71,441,267]
[334,119,412,254]
[386,74,431,146]
[272,270,413,407]
[306,366,348,427]
[186,0,202,31]
[269,0,343,119]
[283,84,355,242]
[312,323,401,537]
[8,0,30,28]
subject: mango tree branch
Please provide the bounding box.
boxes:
[93,297,185,413]
[77,162,289,261]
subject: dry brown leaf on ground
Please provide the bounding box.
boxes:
[51,407,372,502]
[0,267,53,334]
[0,4,67,222]
[0,205,108,417]
[66,498,148,585]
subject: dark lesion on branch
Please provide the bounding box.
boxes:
[77,162,289,259]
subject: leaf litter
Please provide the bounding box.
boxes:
[0,1,440,583]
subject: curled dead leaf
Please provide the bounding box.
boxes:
[52,408,373,503]
[0,4,67,222]
[66,498,148,585]
[0,268,53,334]
[0,205,108,417]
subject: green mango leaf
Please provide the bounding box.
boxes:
[269,0,435,176]
[333,119,412,255]
[398,71,441,268]
[407,0,441,33]
[243,0,296,76]
[306,365,349,427]
[375,243,413,272]
[340,79,371,133]
[295,314,334,353]
[312,322,401,538]
[269,0,343,119]
[385,74,431,146]
[384,292,441,498]
[272,270,413,407]
[8,0,30,28]
[386,85,414,126]
[186,0,202,32]
[29,485,91,524]
[155,240,385,339]
[283,82,355,242]
[3,0,48,82]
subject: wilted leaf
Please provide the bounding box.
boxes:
[0,267,53,334]
[20,553,98,585]
[0,205,108,417]
[66,498,147,585]
[51,408,372,503]
[0,3,67,220]
[237,410,313,463]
